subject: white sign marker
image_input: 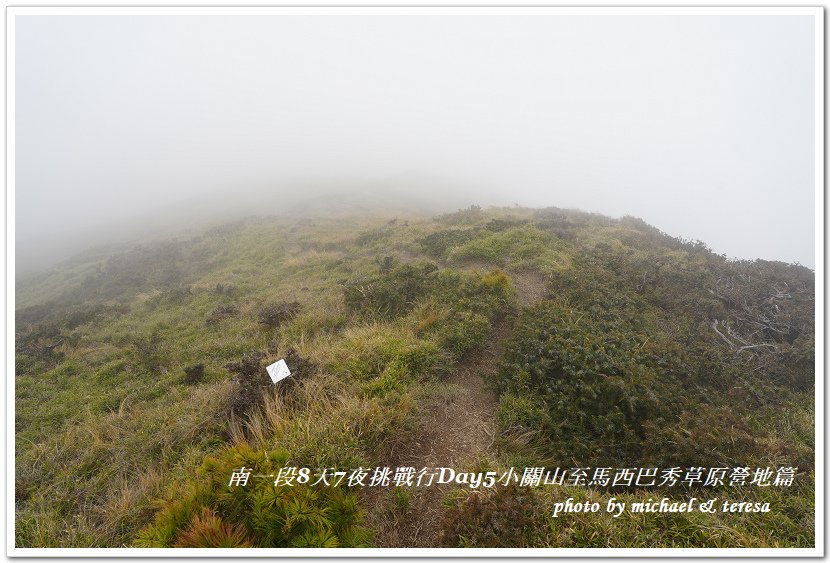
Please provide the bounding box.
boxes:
[266,359,292,384]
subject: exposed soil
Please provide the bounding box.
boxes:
[511,269,549,308]
[366,269,548,547]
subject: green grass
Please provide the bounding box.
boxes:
[15,205,815,548]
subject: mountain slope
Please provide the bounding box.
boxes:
[15,205,815,548]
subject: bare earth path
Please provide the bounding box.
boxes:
[367,269,548,547]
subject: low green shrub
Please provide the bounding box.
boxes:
[419,228,480,259]
[447,225,555,266]
[440,484,544,547]
[134,444,372,548]
[182,363,205,385]
[258,301,301,329]
[343,262,438,319]
[423,310,489,360]
[206,304,238,325]
[224,351,269,417]
[494,299,678,465]
[131,332,166,375]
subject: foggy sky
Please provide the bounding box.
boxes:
[15,13,817,276]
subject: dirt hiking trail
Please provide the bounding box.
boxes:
[368,269,548,547]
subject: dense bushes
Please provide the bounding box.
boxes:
[493,249,814,471]
[494,299,675,465]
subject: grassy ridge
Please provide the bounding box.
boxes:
[15,205,814,547]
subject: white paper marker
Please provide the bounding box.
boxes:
[265,359,292,384]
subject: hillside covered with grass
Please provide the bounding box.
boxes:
[14,205,815,548]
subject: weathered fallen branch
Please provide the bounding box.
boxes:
[711,320,736,348]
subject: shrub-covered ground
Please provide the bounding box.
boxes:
[14,205,814,548]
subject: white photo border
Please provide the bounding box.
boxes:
[5,5,824,559]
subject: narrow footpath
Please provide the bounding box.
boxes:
[368,269,548,547]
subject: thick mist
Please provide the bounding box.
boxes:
[14,13,817,277]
